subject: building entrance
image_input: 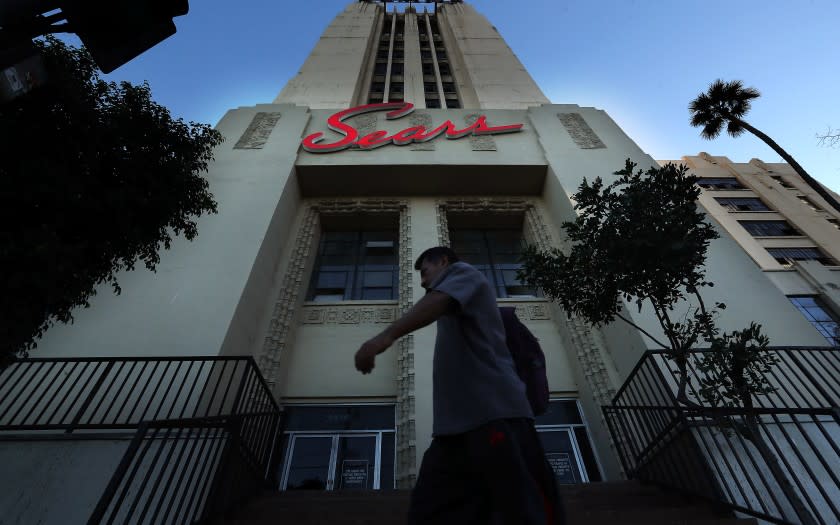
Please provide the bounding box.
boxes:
[277,404,396,491]
[281,433,382,490]
[535,399,603,484]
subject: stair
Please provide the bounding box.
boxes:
[216,481,759,525]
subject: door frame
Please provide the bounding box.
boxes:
[280,431,384,490]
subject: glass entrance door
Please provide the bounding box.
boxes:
[282,433,379,490]
[538,428,589,484]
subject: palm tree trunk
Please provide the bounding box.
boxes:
[734,118,840,214]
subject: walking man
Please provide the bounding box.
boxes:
[354,246,561,524]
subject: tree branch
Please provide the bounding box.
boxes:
[817,127,840,148]
[615,311,671,350]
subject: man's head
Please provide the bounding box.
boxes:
[415,246,460,289]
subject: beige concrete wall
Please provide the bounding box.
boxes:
[438,3,549,109]
[34,104,311,359]
[274,2,381,108]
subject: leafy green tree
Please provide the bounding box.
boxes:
[0,37,223,366]
[519,160,814,525]
[690,79,840,214]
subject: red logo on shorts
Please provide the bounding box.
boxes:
[489,430,506,446]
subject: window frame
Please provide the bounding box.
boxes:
[307,230,399,302]
[788,296,840,346]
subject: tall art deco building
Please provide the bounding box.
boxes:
[10,1,835,518]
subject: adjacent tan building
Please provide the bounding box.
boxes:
[659,153,840,346]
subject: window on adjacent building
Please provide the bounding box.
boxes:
[766,247,837,267]
[449,229,536,298]
[714,197,771,212]
[696,177,745,190]
[798,195,823,212]
[739,220,800,237]
[308,231,399,302]
[771,175,794,189]
[425,98,441,108]
[390,63,404,75]
[789,296,840,346]
[446,99,461,109]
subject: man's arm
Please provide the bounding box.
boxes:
[354,291,453,374]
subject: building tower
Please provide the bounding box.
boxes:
[8,2,836,523]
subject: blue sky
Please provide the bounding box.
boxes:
[59,0,840,192]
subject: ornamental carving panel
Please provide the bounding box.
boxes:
[557,113,606,149]
[501,302,552,321]
[409,112,435,151]
[300,305,397,325]
[234,112,282,149]
[465,114,497,151]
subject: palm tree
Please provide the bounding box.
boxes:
[689,79,840,214]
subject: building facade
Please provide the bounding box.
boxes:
[6,2,836,521]
[659,153,840,346]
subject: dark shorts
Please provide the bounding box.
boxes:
[407,418,564,525]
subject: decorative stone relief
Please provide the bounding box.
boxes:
[557,113,606,149]
[301,305,397,325]
[234,112,282,149]
[395,203,416,488]
[259,205,319,389]
[500,302,552,321]
[258,197,416,488]
[465,113,497,151]
[409,112,435,151]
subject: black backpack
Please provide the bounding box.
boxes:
[499,307,550,416]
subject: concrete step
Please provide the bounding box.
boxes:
[217,482,759,525]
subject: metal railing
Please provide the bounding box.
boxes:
[603,347,840,525]
[0,357,272,432]
[0,356,282,525]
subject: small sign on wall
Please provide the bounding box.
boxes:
[546,452,578,484]
[340,460,370,489]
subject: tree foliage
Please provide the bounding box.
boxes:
[0,37,224,365]
[689,78,840,215]
[518,159,775,405]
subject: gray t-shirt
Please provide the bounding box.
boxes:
[429,261,534,436]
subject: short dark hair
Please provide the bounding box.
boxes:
[414,246,460,270]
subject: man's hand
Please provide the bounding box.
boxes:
[355,333,394,374]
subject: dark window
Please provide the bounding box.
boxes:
[798,195,823,212]
[425,98,441,108]
[374,63,387,75]
[422,63,434,75]
[368,96,383,104]
[438,63,451,75]
[739,220,800,237]
[390,63,404,75]
[766,247,837,267]
[696,177,744,190]
[421,50,432,60]
[714,197,771,212]
[424,82,437,93]
[772,175,794,188]
[446,99,460,109]
[376,50,389,59]
[442,82,456,93]
[449,229,536,298]
[436,51,448,61]
[392,50,404,59]
[390,83,404,94]
[370,82,385,94]
[789,296,840,346]
[535,400,583,426]
[308,231,398,301]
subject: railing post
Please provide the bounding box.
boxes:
[66,360,114,434]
